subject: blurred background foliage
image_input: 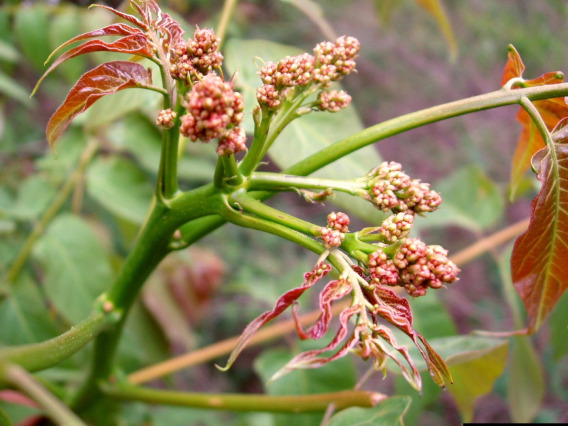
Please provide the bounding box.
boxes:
[0,0,567,424]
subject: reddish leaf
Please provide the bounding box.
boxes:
[217,262,332,371]
[92,4,148,31]
[293,277,352,340]
[511,119,568,332]
[501,45,568,198]
[35,33,152,94]
[366,285,453,387]
[46,61,152,147]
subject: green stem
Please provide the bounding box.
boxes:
[0,309,110,382]
[519,95,554,148]
[230,190,319,236]
[250,171,363,195]
[6,139,99,283]
[221,193,325,254]
[216,0,239,49]
[157,122,181,200]
[102,382,382,412]
[240,87,314,175]
[285,83,568,176]
[4,364,86,425]
[73,185,221,411]
[184,83,568,247]
[221,154,244,186]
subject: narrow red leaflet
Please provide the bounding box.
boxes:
[217,263,332,371]
[293,278,352,340]
[46,61,153,147]
[36,35,153,94]
[91,4,148,31]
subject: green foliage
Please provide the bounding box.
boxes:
[0,1,567,425]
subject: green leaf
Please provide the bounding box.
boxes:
[447,339,509,423]
[0,39,20,63]
[507,336,545,423]
[0,405,10,426]
[0,273,59,346]
[108,114,216,182]
[549,290,568,361]
[418,165,503,232]
[327,396,411,426]
[87,156,153,224]
[280,0,336,40]
[511,127,568,331]
[224,38,384,223]
[0,71,34,107]
[48,6,87,84]
[13,4,52,71]
[255,344,356,426]
[0,175,57,221]
[32,214,112,324]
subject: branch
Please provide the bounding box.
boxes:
[102,382,384,412]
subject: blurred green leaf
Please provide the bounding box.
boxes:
[32,214,112,324]
[117,300,169,372]
[0,273,59,346]
[0,39,20,63]
[549,291,568,361]
[327,396,411,426]
[419,165,504,231]
[409,293,457,339]
[255,344,356,426]
[0,405,10,426]
[49,6,86,84]
[447,339,508,423]
[108,114,216,182]
[507,336,544,423]
[13,4,52,72]
[0,175,56,221]
[87,156,153,224]
[224,39,384,224]
[0,71,33,107]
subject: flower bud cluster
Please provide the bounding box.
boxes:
[170,28,223,82]
[313,36,360,83]
[319,211,350,249]
[377,212,415,243]
[256,36,360,110]
[365,162,442,214]
[179,74,246,155]
[155,108,176,129]
[316,90,352,112]
[368,238,459,297]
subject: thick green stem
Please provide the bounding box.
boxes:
[73,185,222,411]
[0,309,110,382]
[157,123,181,200]
[6,139,99,283]
[285,84,568,176]
[102,382,382,412]
[4,364,86,425]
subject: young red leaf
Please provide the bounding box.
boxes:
[46,61,152,147]
[501,45,568,198]
[217,262,332,372]
[35,33,152,94]
[511,119,568,332]
[91,4,148,31]
[293,277,352,340]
